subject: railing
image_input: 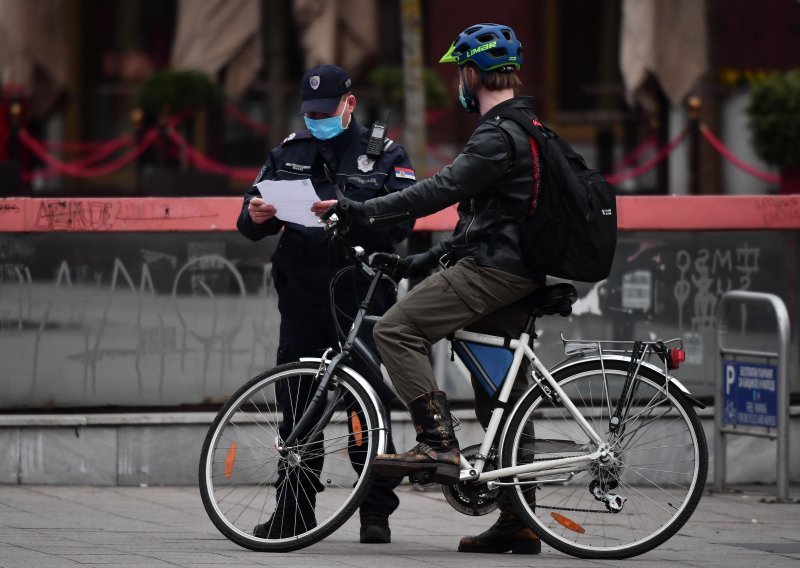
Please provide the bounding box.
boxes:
[714,291,792,502]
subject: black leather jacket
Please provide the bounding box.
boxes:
[237,118,415,289]
[360,97,541,280]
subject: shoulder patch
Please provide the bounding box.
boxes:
[394,166,415,180]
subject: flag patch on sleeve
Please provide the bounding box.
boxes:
[394,167,416,180]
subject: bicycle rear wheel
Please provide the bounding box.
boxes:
[501,359,707,559]
[199,361,382,552]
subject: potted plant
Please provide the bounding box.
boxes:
[136,70,228,196]
[746,68,800,194]
[368,66,449,111]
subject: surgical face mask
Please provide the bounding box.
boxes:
[458,70,480,114]
[304,103,350,140]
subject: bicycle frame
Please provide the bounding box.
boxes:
[452,330,695,487]
[278,249,390,455]
[450,328,606,485]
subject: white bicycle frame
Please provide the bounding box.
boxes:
[452,328,608,485]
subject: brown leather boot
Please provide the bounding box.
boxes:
[371,391,460,484]
[458,510,541,554]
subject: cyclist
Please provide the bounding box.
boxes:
[237,64,415,543]
[326,23,544,554]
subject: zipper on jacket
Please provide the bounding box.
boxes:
[464,198,476,244]
[367,211,411,225]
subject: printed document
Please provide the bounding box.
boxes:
[255,178,322,228]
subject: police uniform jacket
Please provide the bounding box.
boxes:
[237,118,416,297]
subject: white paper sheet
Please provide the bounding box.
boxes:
[254,178,323,228]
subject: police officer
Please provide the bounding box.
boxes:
[237,64,415,544]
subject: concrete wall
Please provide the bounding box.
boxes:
[2,411,798,486]
[1,229,798,409]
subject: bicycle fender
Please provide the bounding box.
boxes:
[498,355,700,460]
[550,354,699,401]
[299,357,389,454]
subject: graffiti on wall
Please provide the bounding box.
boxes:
[0,230,793,407]
[674,244,761,330]
[0,248,278,408]
[1,197,240,233]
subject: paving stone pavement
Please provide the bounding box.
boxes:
[0,484,799,567]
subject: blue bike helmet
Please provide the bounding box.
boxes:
[439,23,522,72]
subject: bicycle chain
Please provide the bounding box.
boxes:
[543,505,612,514]
[518,458,615,515]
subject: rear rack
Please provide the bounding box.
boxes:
[561,334,683,357]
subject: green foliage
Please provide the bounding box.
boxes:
[368,66,449,109]
[746,69,800,167]
[138,70,223,116]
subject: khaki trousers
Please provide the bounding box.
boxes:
[373,258,540,410]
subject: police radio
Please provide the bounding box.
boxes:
[366,110,391,159]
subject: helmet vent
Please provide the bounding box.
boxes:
[477,33,495,43]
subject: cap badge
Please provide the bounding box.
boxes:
[357,154,375,173]
[309,75,320,90]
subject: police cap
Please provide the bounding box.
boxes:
[300,65,353,114]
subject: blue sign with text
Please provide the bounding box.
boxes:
[722,360,777,427]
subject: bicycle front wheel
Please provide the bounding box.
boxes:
[199,362,382,552]
[501,359,707,559]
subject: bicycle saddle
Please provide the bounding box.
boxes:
[528,283,578,317]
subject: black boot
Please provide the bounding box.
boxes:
[359,509,391,543]
[458,510,541,554]
[253,466,319,539]
[371,391,460,484]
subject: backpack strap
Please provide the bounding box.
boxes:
[487,110,545,220]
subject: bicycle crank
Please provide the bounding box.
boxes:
[441,444,500,516]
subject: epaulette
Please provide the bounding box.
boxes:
[281,130,313,146]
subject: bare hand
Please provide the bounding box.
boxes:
[248,197,277,224]
[311,199,337,217]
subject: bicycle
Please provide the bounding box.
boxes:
[199,203,708,558]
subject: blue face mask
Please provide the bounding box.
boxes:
[304,104,349,140]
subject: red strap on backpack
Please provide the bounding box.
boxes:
[528,120,542,218]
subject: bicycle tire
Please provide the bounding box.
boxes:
[199,361,382,552]
[501,358,707,559]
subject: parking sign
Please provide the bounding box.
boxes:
[722,360,777,427]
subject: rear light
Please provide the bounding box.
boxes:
[667,348,685,370]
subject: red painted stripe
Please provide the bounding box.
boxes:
[0,195,798,233]
[0,197,242,232]
[616,195,800,230]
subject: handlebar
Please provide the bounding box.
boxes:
[316,184,391,285]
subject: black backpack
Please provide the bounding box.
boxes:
[491,109,617,282]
